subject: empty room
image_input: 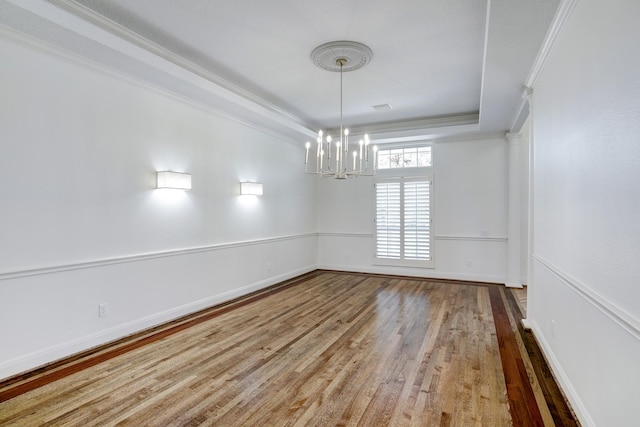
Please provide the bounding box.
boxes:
[0,0,638,426]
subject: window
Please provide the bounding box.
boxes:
[375,176,433,267]
[377,146,432,169]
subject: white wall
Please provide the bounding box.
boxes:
[0,33,317,378]
[529,0,640,425]
[317,136,509,283]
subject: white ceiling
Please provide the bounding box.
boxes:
[1,0,560,142]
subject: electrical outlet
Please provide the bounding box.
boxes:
[266,262,272,272]
[466,259,473,268]
[550,319,556,337]
[99,303,109,317]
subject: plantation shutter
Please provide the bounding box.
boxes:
[403,179,431,261]
[375,176,432,266]
[375,181,401,259]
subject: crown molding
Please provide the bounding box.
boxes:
[338,113,480,143]
[7,0,317,140]
[525,0,580,88]
[0,24,305,146]
[48,0,303,123]
[48,0,309,127]
[429,131,507,144]
[348,113,479,135]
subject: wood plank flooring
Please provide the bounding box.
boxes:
[511,287,528,317]
[0,271,573,426]
[502,288,578,426]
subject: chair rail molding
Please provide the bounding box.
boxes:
[532,254,640,341]
[0,233,317,281]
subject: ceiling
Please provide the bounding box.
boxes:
[1,0,560,143]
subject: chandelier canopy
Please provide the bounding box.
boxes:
[305,41,377,179]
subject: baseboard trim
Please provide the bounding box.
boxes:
[317,264,506,284]
[527,319,595,427]
[0,267,320,399]
[505,282,524,289]
[0,265,317,380]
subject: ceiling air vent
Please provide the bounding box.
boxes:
[372,104,393,111]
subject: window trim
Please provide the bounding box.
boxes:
[376,144,433,170]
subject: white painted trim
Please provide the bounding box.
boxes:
[0,25,307,146]
[318,233,510,244]
[348,113,479,136]
[533,255,640,341]
[0,265,317,379]
[431,132,507,144]
[47,0,309,129]
[318,232,520,243]
[3,0,317,141]
[525,88,536,320]
[317,264,505,284]
[0,233,317,281]
[509,97,529,133]
[527,318,596,427]
[435,235,508,243]
[521,318,532,330]
[506,132,523,288]
[525,0,580,88]
[505,282,524,289]
[317,232,372,239]
[317,232,507,245]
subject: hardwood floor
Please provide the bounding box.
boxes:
[502,288,578,427]
[511,287,528,316]
[0,271,575,426]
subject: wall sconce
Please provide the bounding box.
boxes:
[156,171,192,190]
[240,181,263,196]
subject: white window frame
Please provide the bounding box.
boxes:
[374,172,434,268]
[376,145,432,170]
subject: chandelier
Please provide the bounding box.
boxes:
[304,41,378,179]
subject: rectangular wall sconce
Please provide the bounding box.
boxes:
[156,171,192,190]
[240,181,263,196]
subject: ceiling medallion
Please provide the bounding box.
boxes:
[305,41,377,179]
[310,41,373,72]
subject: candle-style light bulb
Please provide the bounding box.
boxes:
[352,150,357,170]
[305,142,311,164]
[343,128,349,154]
[364,134,370,161]
[373,145,378,169]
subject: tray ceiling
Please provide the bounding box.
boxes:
[1,0,560,142]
